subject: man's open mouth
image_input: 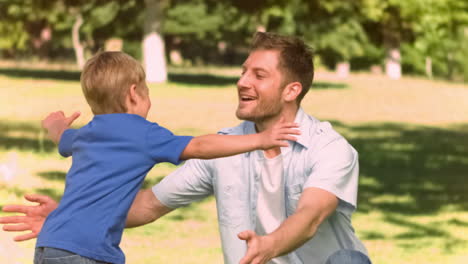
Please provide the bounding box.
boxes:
[240,96,256,101]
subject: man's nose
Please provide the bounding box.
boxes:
[237,74,250,89]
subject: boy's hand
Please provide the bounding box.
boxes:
[259,117,300,149]
[41,111,80,144]
[0,194,58,241]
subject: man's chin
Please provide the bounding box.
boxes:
[235,110,254,121]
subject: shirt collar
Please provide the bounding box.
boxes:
[243,107,315,151]
[293,108,315,149]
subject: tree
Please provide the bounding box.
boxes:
[143,0,167,83]
[399,0,468,80]
[0,0,61,58]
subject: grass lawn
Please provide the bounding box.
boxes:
[0,66,467,263]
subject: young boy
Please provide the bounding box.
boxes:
[34,51,299,264]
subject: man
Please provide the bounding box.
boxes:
[1,32,371,264]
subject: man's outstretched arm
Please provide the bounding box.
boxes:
[0,194,58,241]
[0,189,172,241]
[238,187,338,264]
[126,189,173,228]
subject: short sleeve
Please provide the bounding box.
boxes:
[58,129,78,157]
[304,138,359,211]
[146,124,193,165]
[152,159,213,208]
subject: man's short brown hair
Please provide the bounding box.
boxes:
[80,51,146,115]
[251,32,314,105]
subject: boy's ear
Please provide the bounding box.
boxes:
[128,84,138,103]
[283,82,302,102]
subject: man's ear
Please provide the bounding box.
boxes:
[283,82,302,102]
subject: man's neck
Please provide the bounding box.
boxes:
[255,106,298,133]
[256,106,299,158]
[264,147,281,159]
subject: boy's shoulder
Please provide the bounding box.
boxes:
[76,114,154,141]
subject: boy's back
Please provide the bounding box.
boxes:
[37,113,192,264]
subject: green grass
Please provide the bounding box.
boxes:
[0,67,467,263]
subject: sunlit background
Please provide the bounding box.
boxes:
[0,0,467,263]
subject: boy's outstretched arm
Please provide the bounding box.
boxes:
[180,118,300,160]
[42,111,81,144]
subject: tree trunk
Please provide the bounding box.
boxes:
[168,36,183,66]
[72,14,85,69]
[143,0,167,83]
[446,52,454,80]
[385,48,401,80]
[336,61,350,79]
[425,56,432,79]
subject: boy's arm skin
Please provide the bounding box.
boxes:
[238,188,338,264]
[43,111,299,159]
[0,189,168,241]
[42,111,81,143]
[180,118,300,160]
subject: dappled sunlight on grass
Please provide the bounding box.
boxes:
[0,68,467,263]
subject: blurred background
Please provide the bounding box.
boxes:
[0,0,467,263]
[0,0,468,82]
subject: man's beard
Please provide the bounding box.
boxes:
[236,100,283,123]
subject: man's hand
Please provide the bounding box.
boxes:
[0,194,58,241]
[42,111,80,144]
[238,230,276,264]
[259,117,300,149]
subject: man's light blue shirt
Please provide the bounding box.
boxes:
[153,108,368,264]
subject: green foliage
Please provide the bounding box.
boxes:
[0,21,28,50]
[395,0,468,80]
[164,1,223,38]
[0,0,467,81]
[1,69,468,263]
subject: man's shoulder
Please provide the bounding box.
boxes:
[217,121,254,135]
[299,111,349,151]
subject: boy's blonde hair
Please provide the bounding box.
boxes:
[80,51,147,115]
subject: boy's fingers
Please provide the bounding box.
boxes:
[282,128,301,135]
[283,135,298,141]
[278,122,299,128]
[65,111,81,126]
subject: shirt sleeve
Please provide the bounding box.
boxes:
[304,138,359,212]
[58,129,78,157]
[146,124,193,165]
[152,159,214,208]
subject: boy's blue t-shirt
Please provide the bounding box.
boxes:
[36,114,193,264]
